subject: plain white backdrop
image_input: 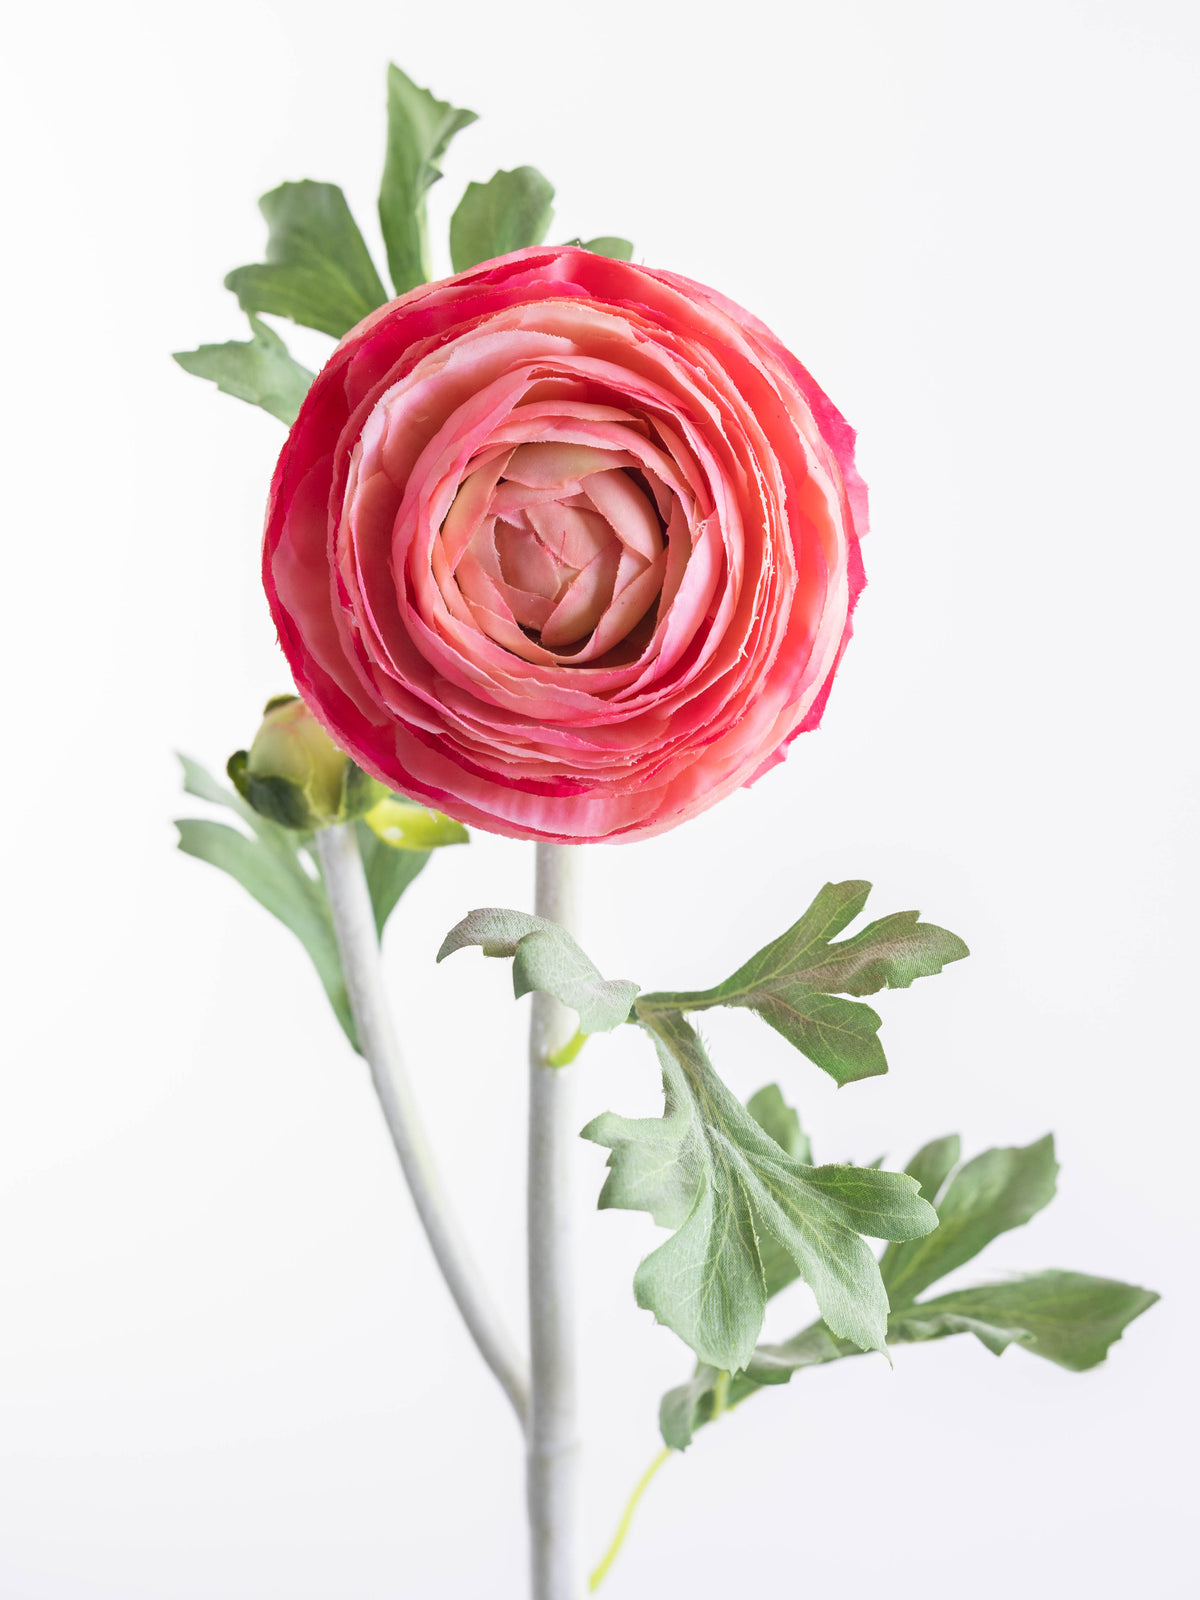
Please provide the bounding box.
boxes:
[2,0,1196,1594]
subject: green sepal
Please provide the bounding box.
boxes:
[379,64,477,293]
[636,881,969,1086]
[173,313,313,424]
[227,746,385,832]
[227,748,316,831]
[584,1011,935,1373]
[224,180,389,339]
[437,908,638,1033]
[450,166,555,272]
[363,795,469,850]
[881,1135,1059,1308]
[560,235,635,260]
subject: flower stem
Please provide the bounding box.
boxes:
[315,822,530,1425]
[588,1449,672,1592]
[527,841,584,1600]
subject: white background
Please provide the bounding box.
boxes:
[2,1,1196,1594]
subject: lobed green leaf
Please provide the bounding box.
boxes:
[886,1271,1160,1372]
[745,1085,812,1297]
[173,314,313,424]
[379,64,477,293]
[450,166,555,272]
[224,180,388,339]
[584,1011,935,1372]
[881,1135,1059,1308]
[636,880,969,1086]
[903,1134,961,1205]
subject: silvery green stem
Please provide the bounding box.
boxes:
[527,842,585,1600]
[315,822,530,1426]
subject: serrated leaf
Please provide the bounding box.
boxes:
[881,1135,1059,1308]
[224,180,388,340]
[560,235,635,260]
[450,166,555,272]
[379,64,477,293]
[436,908,638,1033]
[904,1134,961,1204]
[176,815,356,1047]
[887,1271,1159,1371]
[173,314,314,424]
[362,796,469,850]
[583,1011,936,1372]
[636,881,969,1086]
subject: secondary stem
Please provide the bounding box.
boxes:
[315,822,530,1425]
[527,841,584,1600]
[588,1449,672,1592]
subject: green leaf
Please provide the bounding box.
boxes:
[583,1011,936,1372]
[450,166,555,272]
[660,1271,1158,1446]
[746,1084,812,1165]
[903,1134,961,1204]
[746,1084,812,1297]
[881,1135,1059,1308]
[224,180,389,339]
[353,819,428,941]
[636,881,969,1086]
[176,759,433,1046]
[173,314,314,425]
[437,908,638,1033]
[659,1364,722,1450]
[561,235,635,261]
[887,1271,1160,1371]
[362,795,469,850]
[379,64,477,293]
[176,815,356,1047]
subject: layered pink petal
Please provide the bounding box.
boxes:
[263,247,867,843]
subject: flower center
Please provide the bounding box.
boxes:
[439,440,670,665]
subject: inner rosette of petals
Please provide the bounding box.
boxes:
[434,438,671,667]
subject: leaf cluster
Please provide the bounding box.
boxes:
[442,881,976,1374]
[174,66,634,424]
[660,1117,1159,1449]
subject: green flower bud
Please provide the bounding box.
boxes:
[228,695,385,830]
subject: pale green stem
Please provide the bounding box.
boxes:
[527,842,585,1599]
[315,822,530,1425]
[589,1449,673,1592]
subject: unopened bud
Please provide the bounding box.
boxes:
[228,695,383,830]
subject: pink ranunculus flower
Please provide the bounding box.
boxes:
[264,247,867,843]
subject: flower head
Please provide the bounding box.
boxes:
[264,247,866,842]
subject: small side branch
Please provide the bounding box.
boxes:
[316,822,530,1426]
